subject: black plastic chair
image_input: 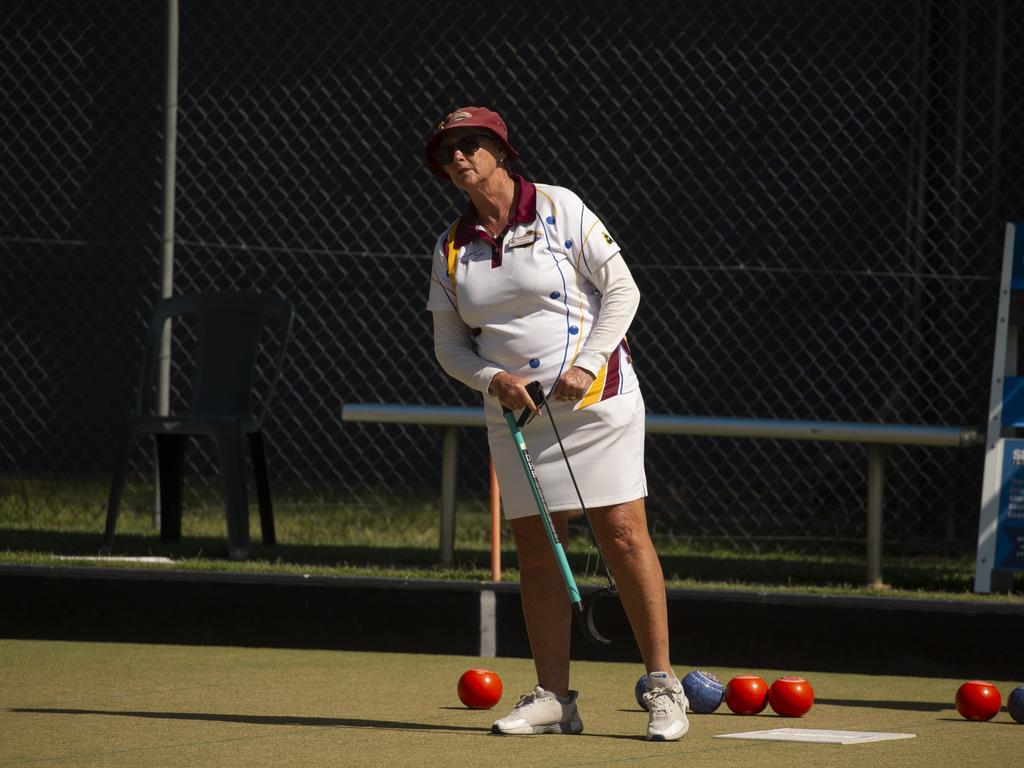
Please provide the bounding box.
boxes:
[101,292,295,560]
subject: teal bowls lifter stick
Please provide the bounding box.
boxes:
[502,402,609,645]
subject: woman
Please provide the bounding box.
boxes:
[424,106,687,742]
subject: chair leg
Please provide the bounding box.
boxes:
[217,424,250,560]
[248,431,276,546]
[156,434,186,542]
[101,426,136,554]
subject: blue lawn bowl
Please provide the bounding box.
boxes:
[635,674,649,710]
[682,669,725,714]
[1009,685,1024,724]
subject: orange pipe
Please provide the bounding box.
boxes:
[489,454,501,581]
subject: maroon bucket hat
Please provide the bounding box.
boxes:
[424,106,520,179]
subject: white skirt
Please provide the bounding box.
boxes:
[485,387,648,519]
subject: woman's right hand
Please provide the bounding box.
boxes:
[488,372,541,416]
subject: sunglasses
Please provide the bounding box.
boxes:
[433,134,491,166]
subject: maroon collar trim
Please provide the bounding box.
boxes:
[453,175,537,248]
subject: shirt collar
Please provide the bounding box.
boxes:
[453,175,537,248]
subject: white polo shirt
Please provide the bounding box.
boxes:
[427,176,638,408]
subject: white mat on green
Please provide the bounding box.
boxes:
[715,728,917,745]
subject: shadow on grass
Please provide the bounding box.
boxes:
[814,698,950,712]
[12,706,665,741]
[0,527,978,592]
[941,719,1024,726]
[10,707,484,733]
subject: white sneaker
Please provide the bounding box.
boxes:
[643,672,689,741]
[491,685,584,735]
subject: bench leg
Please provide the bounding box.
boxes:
[866,444,890,588]
[440,426,458,566]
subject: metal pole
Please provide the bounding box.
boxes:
[154,0,180,529]
[489,454,501,581]
[975,225,1019,593]
[440,426,458,565]
[867,445,890,588]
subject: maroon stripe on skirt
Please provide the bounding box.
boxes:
[600,341,623,400]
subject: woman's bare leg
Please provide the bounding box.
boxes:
[509,511,572,695]
[587,498,672,675]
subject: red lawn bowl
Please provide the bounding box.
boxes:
[457,669,503,709]
[725,675,769,715]
[768,676,815,717]
[955,680,1001,721]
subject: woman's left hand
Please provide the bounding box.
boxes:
[552,366,595,403]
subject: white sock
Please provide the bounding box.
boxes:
[646,671,676,689]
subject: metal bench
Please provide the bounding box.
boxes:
[340,403,983,586]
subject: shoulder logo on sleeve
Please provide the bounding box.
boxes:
[602,231,614,245]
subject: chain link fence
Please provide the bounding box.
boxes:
[3,0,1023,553]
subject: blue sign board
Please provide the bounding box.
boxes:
[996,438,1024,570]
[1011,221,1024,290]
